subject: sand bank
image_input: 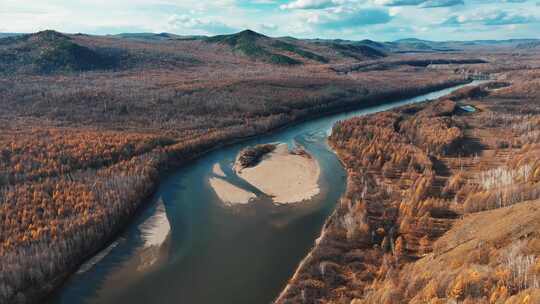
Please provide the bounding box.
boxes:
[139,199,171,248]
[237,144,320,204]
[135,199,171,270]
[212,163,226,177]
[209,177,256,205]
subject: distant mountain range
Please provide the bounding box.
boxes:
[0,29,537,75]
[2,30,537,45]
[0,29,387,74]
[0,33,21,39]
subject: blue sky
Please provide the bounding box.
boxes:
[0,0,538,41]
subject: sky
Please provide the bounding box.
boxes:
[0,0,539,41]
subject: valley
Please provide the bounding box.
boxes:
[0,28,539,304]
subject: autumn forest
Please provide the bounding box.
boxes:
[1,28,540,304]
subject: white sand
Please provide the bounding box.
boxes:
[136,199,171,270]
[140,199,171,248]
[237,144,320,204]
[78,199,172,274]
[209,177,256,205]
[212,163,226,177]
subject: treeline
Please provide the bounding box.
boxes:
[0,129,174,185]
[0,68,467,135]
[235,144,276,170]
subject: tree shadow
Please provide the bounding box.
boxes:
[456,136,487,157]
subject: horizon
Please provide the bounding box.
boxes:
[1,0,539,41]
[2,28,539,43]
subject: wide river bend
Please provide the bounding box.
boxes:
[47,81,484,304]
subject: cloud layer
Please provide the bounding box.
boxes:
[442,10,538,26]
[0,0,538,40]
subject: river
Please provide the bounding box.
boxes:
[46,81,483,304]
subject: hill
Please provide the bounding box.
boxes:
[381,198,540,303]
[206,30,393,65]
[0,30,198,75]
[2,29,523,74]
[326,42,387,60]
[207,29,320,65]
[112,32,204,41]
[517,41,540,49]
[0,33,22,39]
[391,38,540,53]
[0,30,120,74]
[0,29,392,74]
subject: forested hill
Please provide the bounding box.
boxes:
[0,30,198,74]
[0,29,392,74]
[2,29,519,76]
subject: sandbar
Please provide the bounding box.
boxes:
[212,163,226,177]
[209,177,256,205]
[236,144,320,204]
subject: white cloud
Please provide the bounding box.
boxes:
[373,0,463,7]
[420,0,463,7]
[442,9,539,26]
[388,7,402,16]
[167,14,237,34]
[373,0,422,5]
[280,0,345,10]
[297,5,393,29]
[258,23,278,31]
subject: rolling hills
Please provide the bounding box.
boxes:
[3,29,527,76]
[0,29,394,74]
[0,30,119,74]
[0,30,200,74]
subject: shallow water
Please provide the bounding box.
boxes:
[47,81,484,304]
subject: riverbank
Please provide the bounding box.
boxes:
[275,76,540,303]
[275,83,490,303]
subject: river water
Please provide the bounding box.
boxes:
[47,81,482,304]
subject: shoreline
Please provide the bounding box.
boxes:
[209,177,257,205]
[273,81,491,303]
[273,147,349,303]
